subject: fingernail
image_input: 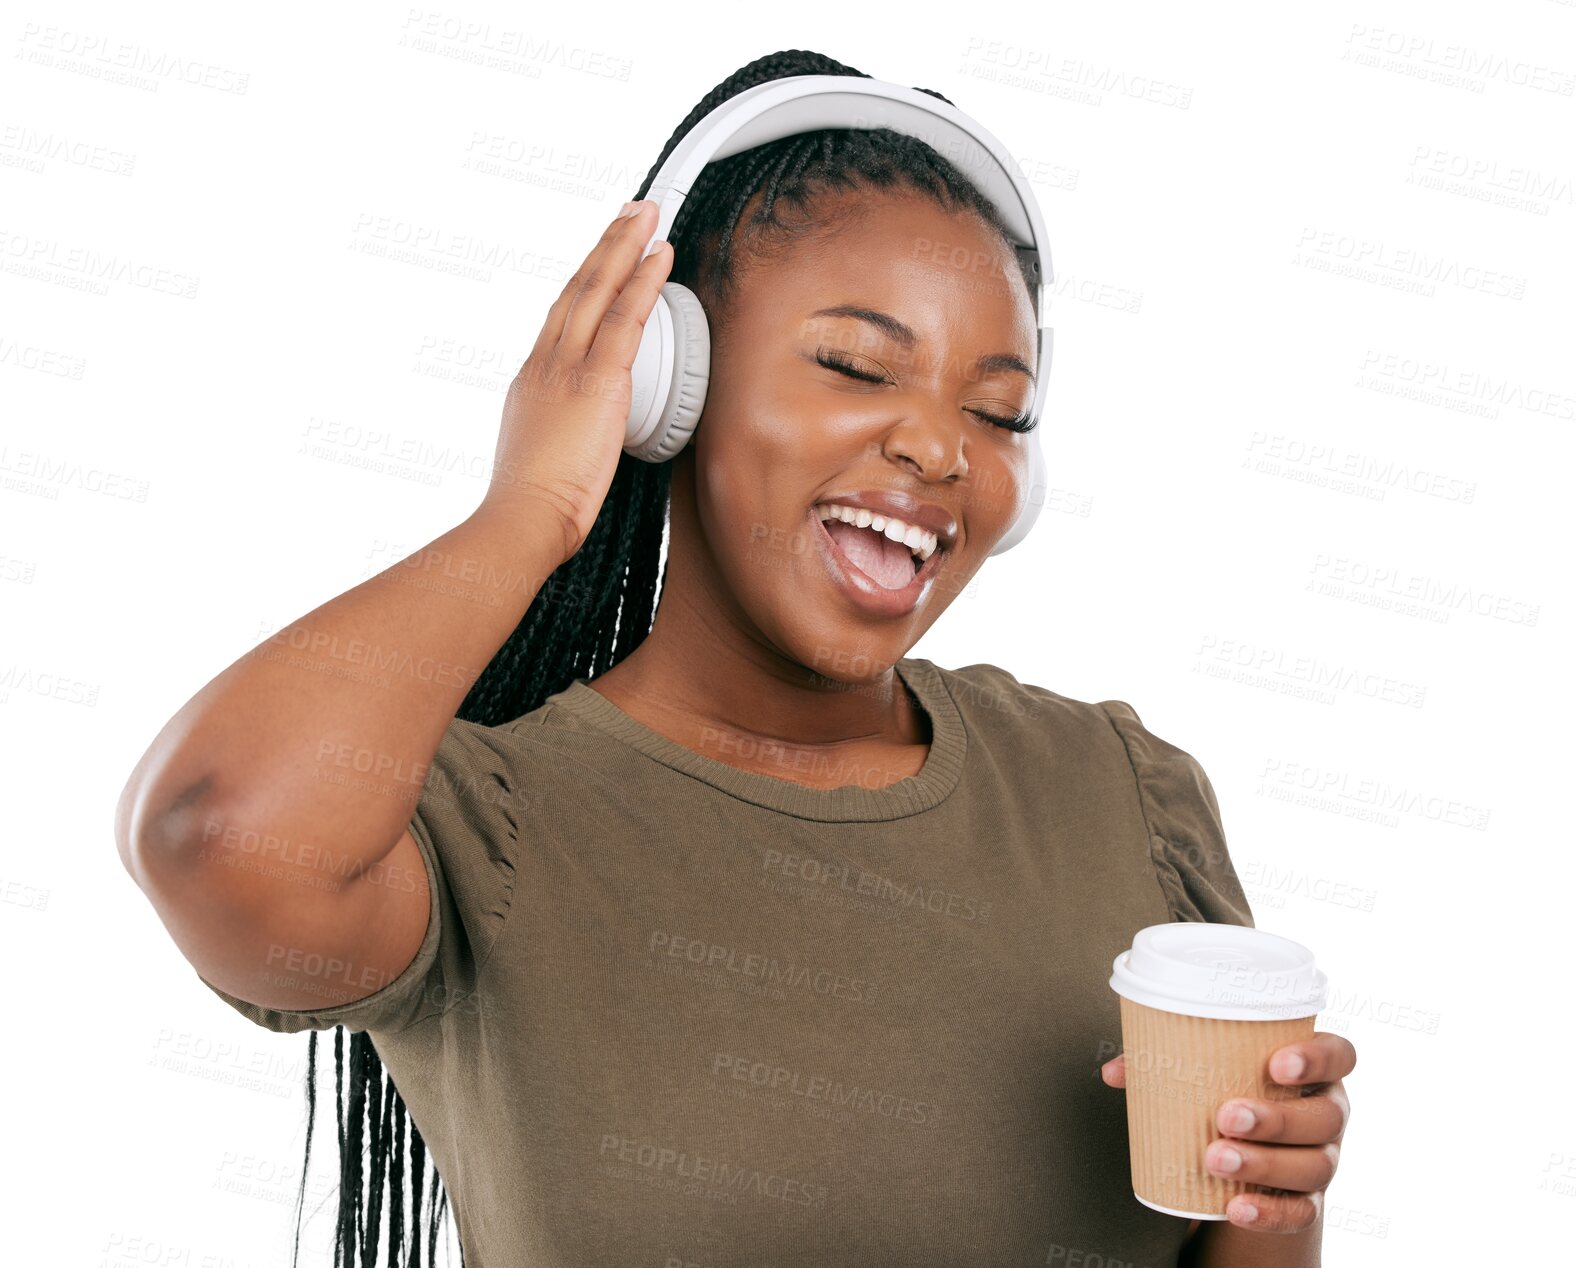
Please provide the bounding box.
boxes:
[1221,1104,1255,1133]
[1276,1050,1307,1081]
[616,200,644,219]
[1230,1200,1259,1224]
[1208,1144,1242,1174]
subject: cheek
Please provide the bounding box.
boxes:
[694,371,853,529]
[691,398,825,580]
[967,443,1030,530]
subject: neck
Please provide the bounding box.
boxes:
[600,625,923,753]
[590,457,924,753]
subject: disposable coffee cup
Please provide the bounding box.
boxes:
[1109,922,1328,1220]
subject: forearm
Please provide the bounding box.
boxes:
[1179,1211,1322,1268]
[119,500,565,876]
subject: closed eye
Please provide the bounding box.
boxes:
[813,349,1037,434]
[816,348,889,385]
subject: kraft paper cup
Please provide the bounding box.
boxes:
[1109,922,1328,1220]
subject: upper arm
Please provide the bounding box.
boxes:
[183,825,432,1014]
[147,713,524,1035]
[132,818,434,1020]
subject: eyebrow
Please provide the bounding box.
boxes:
[807,304,1036,383]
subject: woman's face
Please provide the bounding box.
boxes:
[675,187,1040,683]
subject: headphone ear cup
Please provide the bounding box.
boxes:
[624,282,711,463]
[989,436,1046,556]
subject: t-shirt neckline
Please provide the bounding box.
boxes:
[550,657,966,822]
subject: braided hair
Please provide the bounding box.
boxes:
[286,47,1029,1268]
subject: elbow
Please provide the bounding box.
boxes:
[114,770,154,884]
[115,769,221,888]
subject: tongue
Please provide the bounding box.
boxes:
[825,520,916,589]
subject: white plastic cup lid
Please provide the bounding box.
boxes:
[1109,922,1328,1022]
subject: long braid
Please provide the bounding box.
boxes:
[282,46,1028,1268]
[287,1029,318,1268]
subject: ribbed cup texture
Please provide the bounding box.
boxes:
[1118,996,1314,1217]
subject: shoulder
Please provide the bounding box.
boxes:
[925,661,1252,925]
[926,659,1211,796]
[439,693,577,774]
[928,659,1131,745]
[930,659,1094,723]
[1094,697,1216,811]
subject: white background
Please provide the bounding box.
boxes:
[3,1,1572,1263]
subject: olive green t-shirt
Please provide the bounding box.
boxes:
[199,657,1254,1268]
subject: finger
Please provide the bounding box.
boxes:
[531,200,655,360]
[1205,1136,1339,1194]
[586,238,674,372]
[557,201,662,360]
[1099,1053,1125,1088]
[1215,1081,1350,1146]
[1267,1032,1358,1088]
[1222,1188,1323,1233]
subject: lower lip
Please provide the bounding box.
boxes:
[808,507,945,619]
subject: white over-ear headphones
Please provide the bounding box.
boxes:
[621,74,1054,557]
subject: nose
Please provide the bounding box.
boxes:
[879,413,969,485]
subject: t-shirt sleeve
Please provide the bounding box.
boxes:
[1100,699,1255,929]
[195,715,522,1036]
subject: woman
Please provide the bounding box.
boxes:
[117,48,1353,1268]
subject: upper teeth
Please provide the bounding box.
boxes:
[815,503,940,563]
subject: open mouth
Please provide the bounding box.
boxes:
[811,503,945,593]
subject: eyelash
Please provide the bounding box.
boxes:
[814,349,1038,434]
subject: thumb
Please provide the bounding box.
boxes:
[1100,1052,1127,1088]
